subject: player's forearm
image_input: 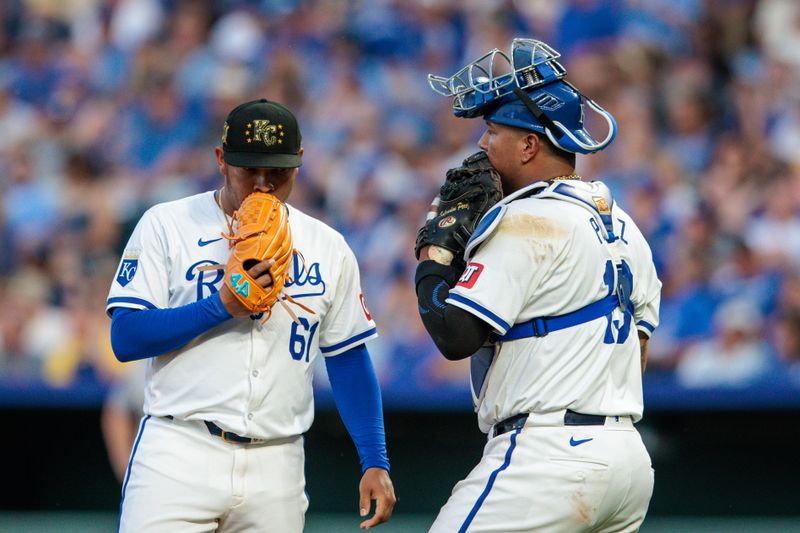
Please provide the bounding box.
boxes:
[101,404,137,482]
[110,292,232,362]
[415,260,491,360]
[325,344,390,473]
[638,331,649,374]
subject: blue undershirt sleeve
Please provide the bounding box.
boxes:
[325,344,390,473]
[110,292,232,362]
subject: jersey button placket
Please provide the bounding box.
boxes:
[248,369,260,424]
[248,321,268,431]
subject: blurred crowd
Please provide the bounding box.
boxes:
[1,0,800,404]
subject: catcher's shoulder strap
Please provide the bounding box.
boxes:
[464,179,618,259]
[536,180,617,243]
[464,203,507,261]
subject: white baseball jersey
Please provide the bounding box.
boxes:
[106,190,377,440]
[447,180,661,433]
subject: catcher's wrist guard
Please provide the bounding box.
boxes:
[415,151,503,262]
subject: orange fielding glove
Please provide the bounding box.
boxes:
[223,192,312,322]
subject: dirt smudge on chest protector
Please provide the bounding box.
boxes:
[494,213,569,264]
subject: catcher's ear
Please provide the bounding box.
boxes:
[520,133,540,164]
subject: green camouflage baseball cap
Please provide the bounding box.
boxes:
[221,98,302,168]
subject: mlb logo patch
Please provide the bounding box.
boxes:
[116,259,138,287]
[457,262,484,289]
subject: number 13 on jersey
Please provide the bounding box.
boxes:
[602,259,634,345]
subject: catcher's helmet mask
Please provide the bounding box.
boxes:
[428,38,617,154]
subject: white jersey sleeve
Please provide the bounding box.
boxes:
[618,211,661,338]
[318,240,377,356]
[106,207,171,314]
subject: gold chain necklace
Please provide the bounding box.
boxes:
[550,174,582,181]
[216,187,231,228]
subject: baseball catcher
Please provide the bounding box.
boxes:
[416,37,661,533]
[415,151,503,268]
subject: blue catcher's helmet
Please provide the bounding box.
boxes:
[428,39,616,154]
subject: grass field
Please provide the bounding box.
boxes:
[1,513,799,532]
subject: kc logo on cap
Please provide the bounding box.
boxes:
[246,120,284,147]
[222,98,302,169]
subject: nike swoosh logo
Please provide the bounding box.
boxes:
[198,237,223,247]
[569,437,594,447]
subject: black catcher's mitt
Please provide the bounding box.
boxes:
[415,151,503,264]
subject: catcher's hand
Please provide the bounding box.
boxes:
[219,192,311,322]
[415,151,503,265]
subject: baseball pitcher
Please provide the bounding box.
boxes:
[107,99,396,532]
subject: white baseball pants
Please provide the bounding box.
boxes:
[429,414,654,533]
[118,415,308,533]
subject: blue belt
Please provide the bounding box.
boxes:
[493,294,619,341]
[493,410,608,437]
